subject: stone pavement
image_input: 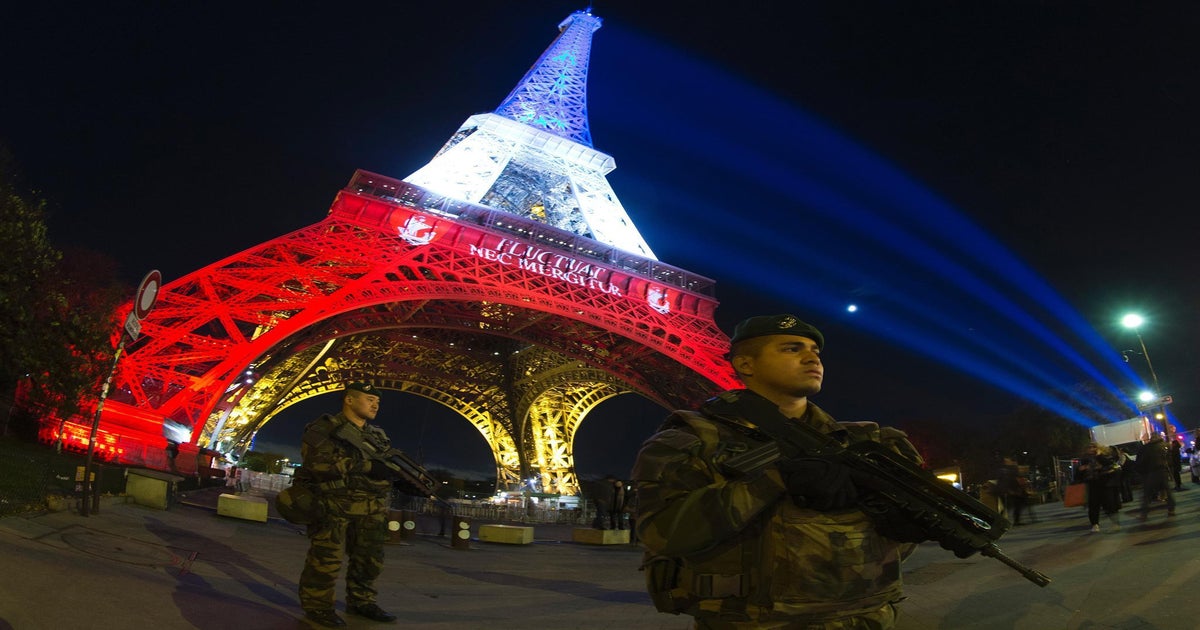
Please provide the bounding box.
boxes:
[1,483,1198,629]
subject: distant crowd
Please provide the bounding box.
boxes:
[990,433,1191,533]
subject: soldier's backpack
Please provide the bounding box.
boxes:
[275,481,321,524]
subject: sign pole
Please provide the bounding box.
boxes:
[79,270,160,517]
[79,338,126,517]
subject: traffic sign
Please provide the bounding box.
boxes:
[124,311,142,341]
[1136,395,1173,411]
[133,269,162,320]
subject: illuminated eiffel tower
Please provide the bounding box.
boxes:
[48,9,736,495]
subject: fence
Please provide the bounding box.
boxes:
[0,439,125,515]
[238,470,293,492]
[392,493,605,527]
[0,442,61,515]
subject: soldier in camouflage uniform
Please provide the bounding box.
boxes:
[296,382,398,627]
[632,315,923,629]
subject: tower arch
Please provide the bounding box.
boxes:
[85,175,735,491]
[57,10,738,494]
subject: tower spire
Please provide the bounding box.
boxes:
[404,9,657,259]
[494,9,601,147]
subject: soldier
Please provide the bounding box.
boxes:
[296,382,397,627]
[632,314,923,629]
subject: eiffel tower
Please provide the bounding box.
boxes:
[51,9,737,495]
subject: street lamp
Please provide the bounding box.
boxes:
[1121,313,1162,394]
[1123,313,1166,433]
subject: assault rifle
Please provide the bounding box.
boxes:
[708,395,1051,587]
[334,423,440,500]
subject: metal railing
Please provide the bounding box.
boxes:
[392,493,600,526]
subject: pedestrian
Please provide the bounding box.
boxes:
[631,314,923,629]
[1077,442,1122,532]
[588,477,611,529]
[1137,433,1176,521]
[625,485,639,544]
[995,457,1029,526]
[294,382,398,627]
[165,441,180,474]
[1116,447,1135,503]
[608,477,627,530]
[1189,445,1200,484]
[1169,439,1184,490]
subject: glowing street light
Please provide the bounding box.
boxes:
[1123,312,1166,433]
[1121,313,1161,394]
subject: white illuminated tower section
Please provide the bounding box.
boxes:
[404,10,656,259]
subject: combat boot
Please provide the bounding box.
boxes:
[304,609,346,627]
[348,602,397,622]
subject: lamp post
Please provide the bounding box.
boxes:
[1122,313,1166,434]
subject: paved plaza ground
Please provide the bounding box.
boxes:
[1,482,1198,629]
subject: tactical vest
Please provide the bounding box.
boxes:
[298,414,391,515]
[638,404,910,623]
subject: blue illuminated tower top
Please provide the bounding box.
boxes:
[405,8,656,258]
[493,10,600,148]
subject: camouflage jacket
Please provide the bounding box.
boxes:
[631,389,920,623]
[297,413,392,516]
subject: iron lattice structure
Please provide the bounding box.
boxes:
[53,10,737,495]
[405,10,656,259]
[82,173,735,493]
[494,10,600,147]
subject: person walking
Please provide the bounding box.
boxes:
[294,382,398,627]
[1077,442,1122,533]
[1169,439,1184,490]
[1138,433,1176,521]
[1116,447,1135,503]
[995,458,1030,526]
[631,314,924,629]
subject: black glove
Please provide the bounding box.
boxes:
[777,456,858,511]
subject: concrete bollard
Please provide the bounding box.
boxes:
[386,509,417,544]
[399,509,416,540]
[451,516,471,550]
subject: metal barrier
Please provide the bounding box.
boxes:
[391,493,592,526]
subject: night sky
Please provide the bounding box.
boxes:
[4,2,1197,479]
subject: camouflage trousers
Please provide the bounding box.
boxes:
[299,510,387,612]
[692,602,898,630]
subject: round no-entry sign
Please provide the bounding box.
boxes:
[133,270,162,320]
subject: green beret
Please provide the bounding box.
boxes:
[729,314,824,349]
[345,382,379,396]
